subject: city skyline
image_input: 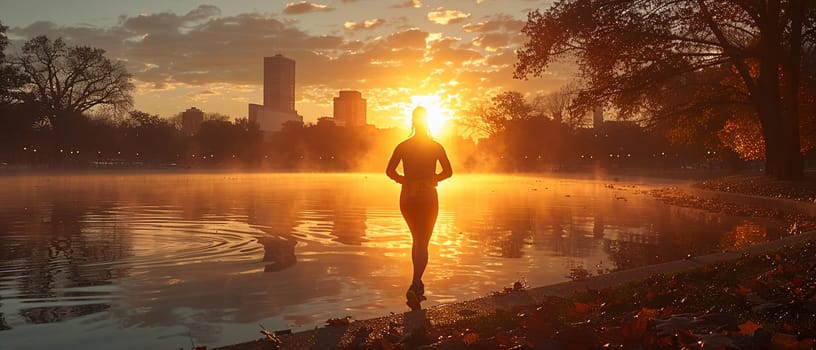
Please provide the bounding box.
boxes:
[0,0,570,129]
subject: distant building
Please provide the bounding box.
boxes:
[316,116,336,127]
[249,103,302,132]
[333,90,367,127]
[264,55,296,112]
[181,107,204,136]
[249,54,302,139]
[593,106,603,129]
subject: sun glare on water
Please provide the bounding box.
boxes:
[407,94,453,137]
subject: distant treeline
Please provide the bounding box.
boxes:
[0,109,410,171]
[0,106,741,172]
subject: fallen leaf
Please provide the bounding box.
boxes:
[737,320,762,336]
[462,332,479,345]
[621,308,658,340]
[735,284,752,296]
[495,331,510,346]
[569,301,593,315]
[522,309,554,338]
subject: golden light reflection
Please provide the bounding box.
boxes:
[407,94,454,137]
[0,172,791,350]
[719,223,768,249]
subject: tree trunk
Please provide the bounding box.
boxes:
[762,113,803,180]
[755,0,803,180]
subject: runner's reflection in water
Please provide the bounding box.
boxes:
[259,236,297,272]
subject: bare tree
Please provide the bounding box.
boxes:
[205,112,231,121]
[532,82,582,124]
[531,82,592,130]
[14,36,134,133]
[0,21,25,106]
[463,91,533,138]
[0,21,11,104]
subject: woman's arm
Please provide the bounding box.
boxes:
[385,146,404,184]
[435,145,452,183]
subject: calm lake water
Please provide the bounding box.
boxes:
[0,173,784,349]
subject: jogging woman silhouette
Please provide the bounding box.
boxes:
[386,106,453,310]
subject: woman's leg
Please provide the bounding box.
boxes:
[401,192,438,287]
[411,208,437,286]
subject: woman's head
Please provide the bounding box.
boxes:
[412,106,431,137]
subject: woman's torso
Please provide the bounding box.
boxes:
[398,137,441,195]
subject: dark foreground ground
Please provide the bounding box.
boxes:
[214,174,816,350]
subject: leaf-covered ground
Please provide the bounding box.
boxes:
[339,239,816,350]
[696,175,816,203]
[647,187,816,234]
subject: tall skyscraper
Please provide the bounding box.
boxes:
[333,90,367,127]
[263,54,295,112]
[249,54,302,138]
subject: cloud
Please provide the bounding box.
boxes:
[472,33,511,51]
[122,13,183,33]
[485,48,517,67]
[427,37,481,65]
[187,89,217,102]
[462,14,525,32]
[120,5,222,34]
[379,28,428,49]
[184,5,221,22]
[392,0,423,9]
[427,9,471,25]
[5,4,564,127]
[283,2,334,15]
[10,11,348,86]
[9,10,429,89]
[344,18,386,31]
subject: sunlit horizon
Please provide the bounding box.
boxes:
[406,94,456,137]
[0,1,568,129]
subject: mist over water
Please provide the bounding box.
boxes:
[0,173,784,349]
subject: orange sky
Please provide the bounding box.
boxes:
[1,0,576,129]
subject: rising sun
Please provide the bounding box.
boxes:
[407,94,453,137]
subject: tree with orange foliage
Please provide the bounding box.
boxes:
[515,0,816,179]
